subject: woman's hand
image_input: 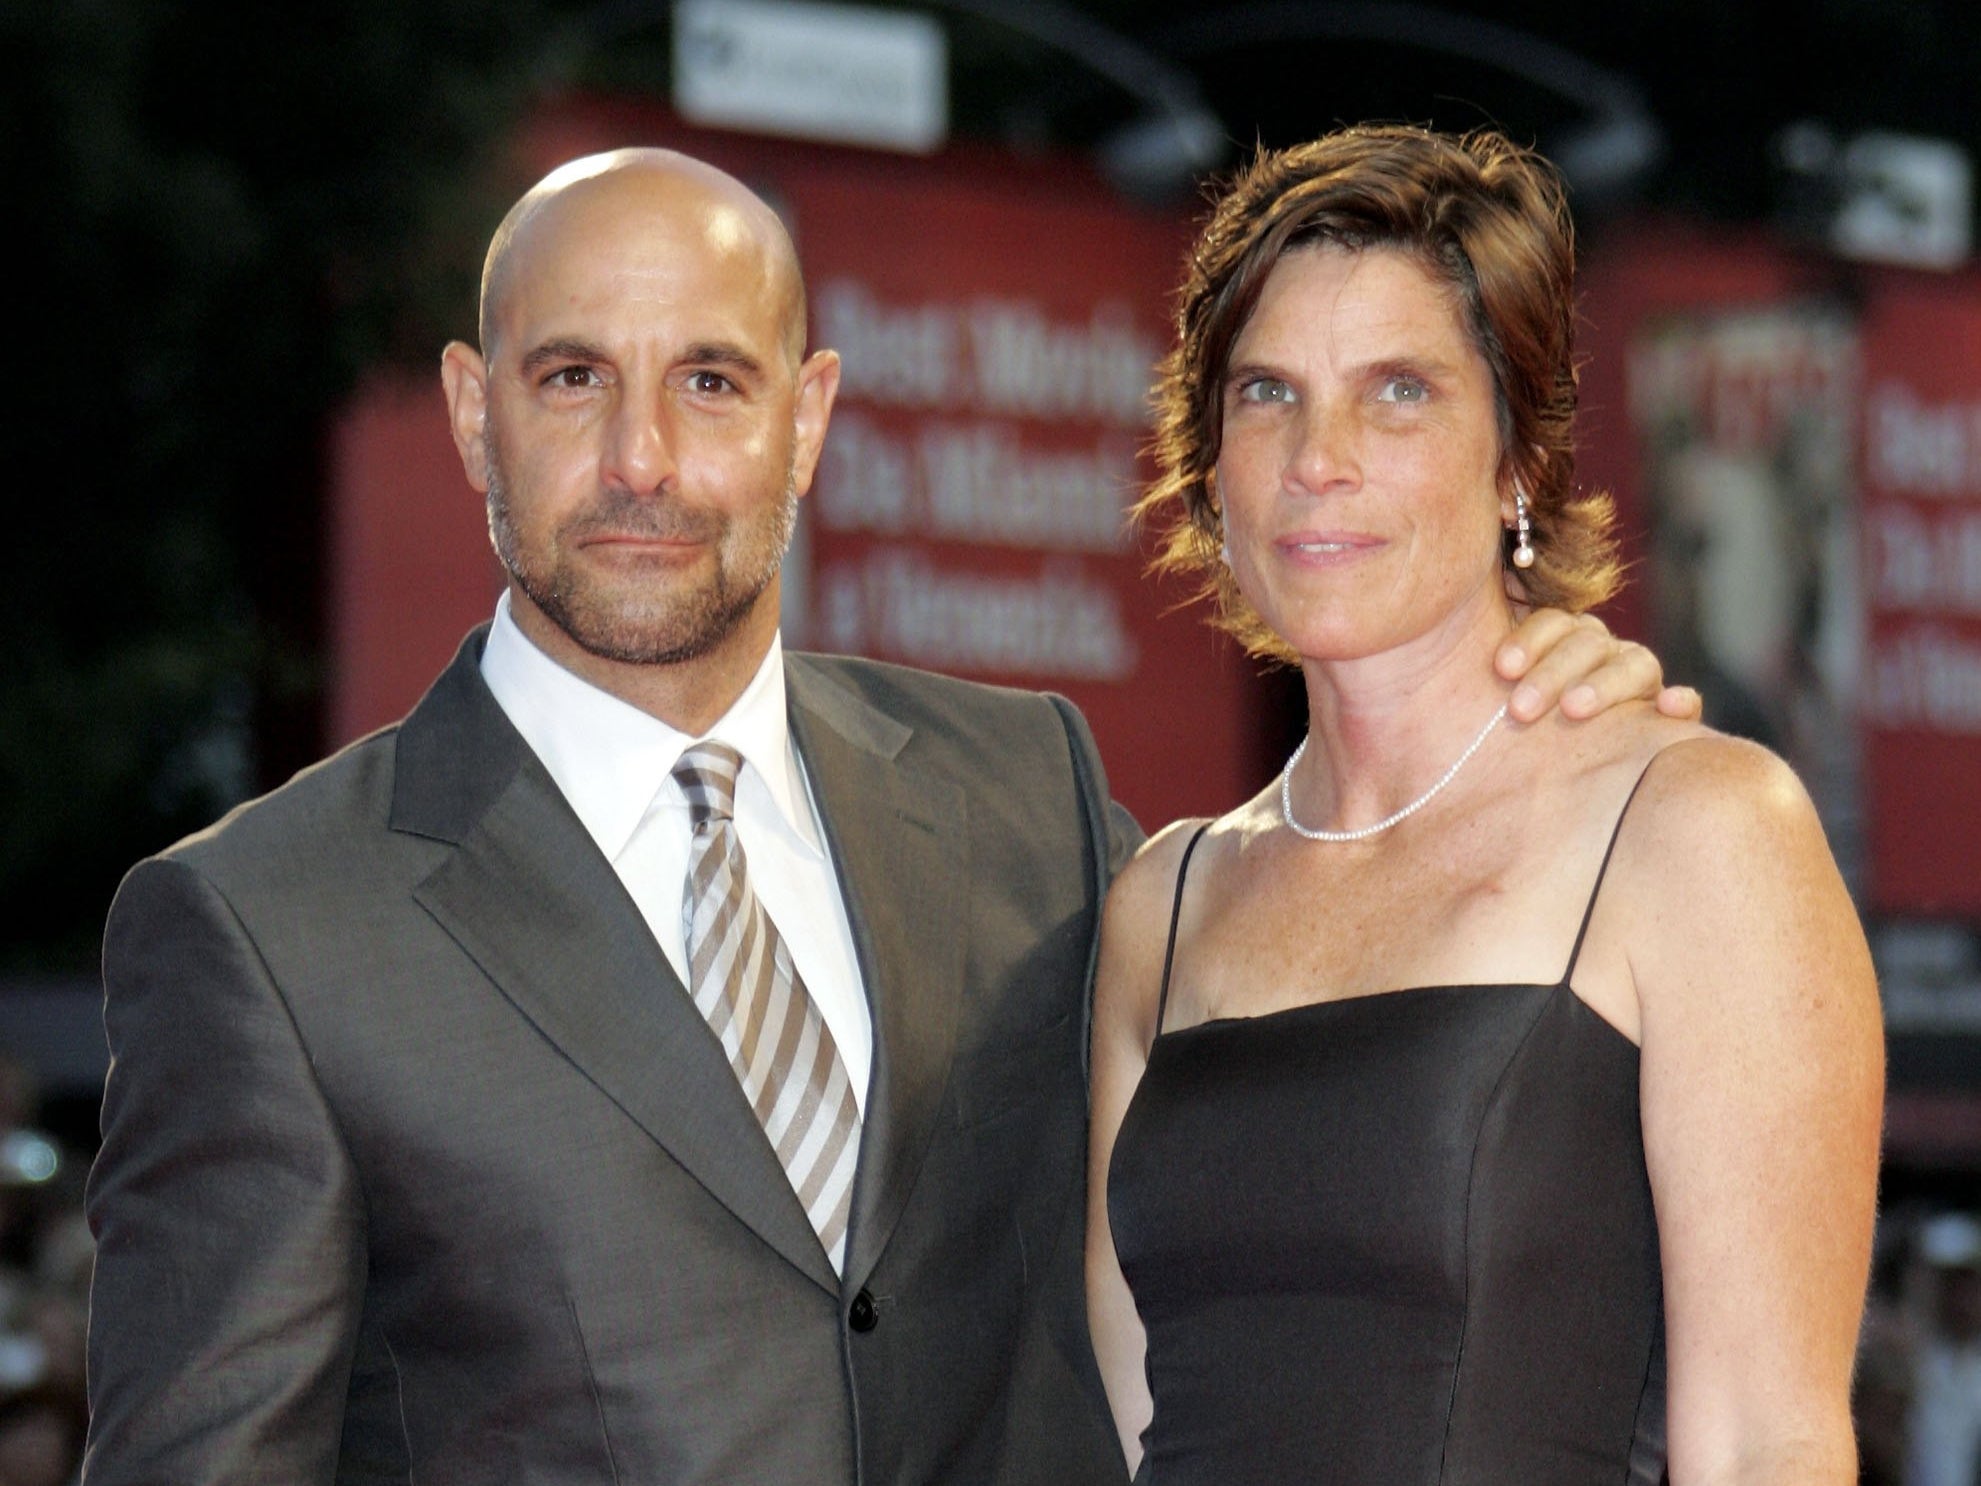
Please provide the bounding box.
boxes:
[1495,609,1702,724]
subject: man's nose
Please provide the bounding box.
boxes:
[602,391,678,495]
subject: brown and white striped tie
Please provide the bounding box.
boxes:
[673,743,860,1272]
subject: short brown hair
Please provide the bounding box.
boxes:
[1138,124,1621,662]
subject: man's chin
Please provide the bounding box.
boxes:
[576,631,726,668]
[555,597,764,669]
[504,555,779,669]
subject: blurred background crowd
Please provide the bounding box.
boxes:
[11,1,1981,1481]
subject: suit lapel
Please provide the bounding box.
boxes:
[786,658,969,1293]
[393,634,839,1295]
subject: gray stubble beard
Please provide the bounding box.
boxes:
[484,431,798,668]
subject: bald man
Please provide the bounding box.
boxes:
[84,150,1680,1485]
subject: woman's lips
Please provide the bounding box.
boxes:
[1276,531,1384,561]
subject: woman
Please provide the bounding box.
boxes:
[1086,125,1883,1485]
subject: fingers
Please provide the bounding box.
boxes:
[1656,684,1704,721]
[1493,607,1577,688]
[1498,612,1665,722]
[1498,611,1604,721]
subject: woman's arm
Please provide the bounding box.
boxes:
[1622,738,1884,1486]
[1085,823,1204,1474]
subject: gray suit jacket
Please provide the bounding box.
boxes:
[84,632,1140,1485]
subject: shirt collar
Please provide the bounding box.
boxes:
[479,592,819,861]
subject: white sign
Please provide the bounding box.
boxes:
[1832,131,1972,270]
[674,0,947,154]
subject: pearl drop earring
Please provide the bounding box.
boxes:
[1512,489,1536,570]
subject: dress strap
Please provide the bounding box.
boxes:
[1155,823,1212,1037]
[1560,754,1667,986]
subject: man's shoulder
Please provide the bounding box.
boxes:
[159,725,406,878]
[785,652,1122,838]
[158,629,505,885]
[787,651,1075,734]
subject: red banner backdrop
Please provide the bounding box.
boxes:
[1573,222,1830,643]
[1576,223,1981,916]
[332,118,1981,878]
[326,377,503,747]
[1859,279,1981,915]
[326,102,1266,830]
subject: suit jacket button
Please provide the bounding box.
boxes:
[848,1289,878,1333]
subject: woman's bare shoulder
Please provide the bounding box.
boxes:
[1106,816,1219,935]
[1610,728,1858,992]
[1535,698,1709,785]
[1622,729,1824,859]
[1093,815,1227,1038]
[1543,714,1832,934]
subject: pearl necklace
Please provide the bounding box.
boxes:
[1279,702,1509,843]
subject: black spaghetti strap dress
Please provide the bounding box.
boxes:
[1106,774,1669,1485]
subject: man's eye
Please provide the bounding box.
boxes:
[1237,377,1294,405]
[547,366,600,389]
[687,371,736,395]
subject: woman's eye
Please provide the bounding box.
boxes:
[1238,377,1294,405]
[1377,376,1428,404]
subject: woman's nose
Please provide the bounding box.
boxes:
[1286,400,1361,496]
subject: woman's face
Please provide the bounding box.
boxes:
[1215,244,1511,668]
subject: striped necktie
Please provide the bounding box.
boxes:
[672,742,860,1272]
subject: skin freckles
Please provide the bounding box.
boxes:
[1216,245,1513,690]
[1093,133,1870,1486]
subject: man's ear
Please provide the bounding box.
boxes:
[789,348,842,499]
[440,341,492,494]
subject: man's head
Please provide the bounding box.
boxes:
[441,149,839,709]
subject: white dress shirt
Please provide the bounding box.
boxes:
[479,593,872,1112]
